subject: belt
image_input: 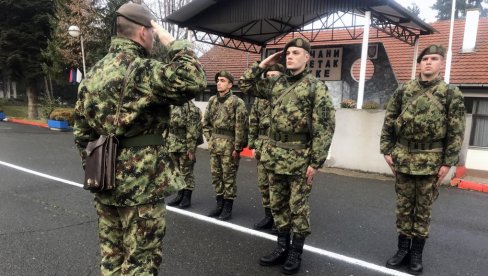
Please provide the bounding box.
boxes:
[268,140,307,150]
[119,134,165,148]
[258,135,269,140]
[397,138,444,153]
[258,128,269,136]
[213,128,235,138]
[270,132,309,143]
[169,127,186,136]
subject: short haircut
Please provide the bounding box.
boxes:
[116,16,141,38]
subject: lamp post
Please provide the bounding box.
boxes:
[68,25,86,78]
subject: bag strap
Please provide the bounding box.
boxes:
[114,61,136,128]
[398,83,435,119]
[275,74,309,105]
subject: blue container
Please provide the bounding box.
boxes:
[48,119,69,129]
[0,112,5,120]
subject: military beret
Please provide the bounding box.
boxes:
[116,3,155,28]
[215,71,234,84]
[267,63,285,73]
[284,38,311,53]
[417,44,446,63]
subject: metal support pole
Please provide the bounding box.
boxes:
[445,0,457,83]
[357,11,371,109]
[411,36,419,80]
[80,35,87,78]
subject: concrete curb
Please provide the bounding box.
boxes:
[5,118,488,193]
[451,166,488,193]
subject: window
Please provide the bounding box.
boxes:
[469,98,488,148]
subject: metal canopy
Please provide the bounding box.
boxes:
[166,0,437,53]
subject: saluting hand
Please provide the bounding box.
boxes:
[150,20,175,46]
[259,51,283,69]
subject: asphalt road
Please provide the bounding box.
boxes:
[0,122,487,276]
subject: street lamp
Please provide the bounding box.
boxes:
[68,25,86,78]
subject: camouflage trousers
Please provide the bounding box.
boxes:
[269,173,312,237]
[171,152,196,190]
[95,201,166,276]
[395,172,439,238]
[257,160,271,208]
[210,153,240,199]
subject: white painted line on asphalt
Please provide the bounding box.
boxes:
[0,160,83,188]
[0,160,410,276]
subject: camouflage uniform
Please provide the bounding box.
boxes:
[248,97,272,208]
[239,62,336,237]
[380,76,465,238]
[203,91,248,200]
[167,101,203,191]
[73,30,206,275]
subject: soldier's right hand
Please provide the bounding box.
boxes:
[384,154,396,176]
[151,20,175,46]
[259,51,283,69]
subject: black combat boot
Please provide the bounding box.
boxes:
[259,231,290,266]
[409,237,426,275]
[167,190,184,207]
[178,189,192,209]
[254,207,274,230]
[270,222,278,235]
[207,195,224,217]
[282,234,305,275]
[218,199,234,221]
[386,234,411,268]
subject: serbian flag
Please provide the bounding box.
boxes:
[69,68,83,84]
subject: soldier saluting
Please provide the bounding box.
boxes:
[239,38,335,275]
[73,3,206,275]
[380,44,465,275]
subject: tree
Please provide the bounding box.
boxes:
[0,0,54,118]
[407,3,421,17]
[432,0,488,20]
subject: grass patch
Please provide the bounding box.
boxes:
[2,105,47,123]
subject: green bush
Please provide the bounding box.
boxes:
[362,101,379,110]
[39,97,63,120]
[340,99,356,108]
[49,108,75,126]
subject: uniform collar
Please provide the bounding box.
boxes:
[217,90,233,103]
[286,69,309,83]
[109,36,148,58]
[417,75,443,88]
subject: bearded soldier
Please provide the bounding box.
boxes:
[73,3,206,275]
[381,44,465,275]
[239,38,335,275]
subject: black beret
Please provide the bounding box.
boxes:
[284,38,311,53]
[116,3,155,28]
[417,44,446,63]
[215,71,234,84]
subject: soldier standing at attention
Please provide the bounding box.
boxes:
[203,71,248,221]
[249,63,285,232]
[239,38,335,275]
[73,3,206,275]
[166,101,203,209]
[380,44,465,275]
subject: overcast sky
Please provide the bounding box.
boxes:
[397,0,439,23]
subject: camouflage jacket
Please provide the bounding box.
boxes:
[380,77,466,175]
[73,36,207,206]
[167,101,203,154]
[202,91,249,155]
[239,62,336,175]
[248,97,271,152]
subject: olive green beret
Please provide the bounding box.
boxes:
[116,3,155,28]
[417,44,446,63]
[284,38,311,53]
[215,71,234,84]
[267,63,285,73]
